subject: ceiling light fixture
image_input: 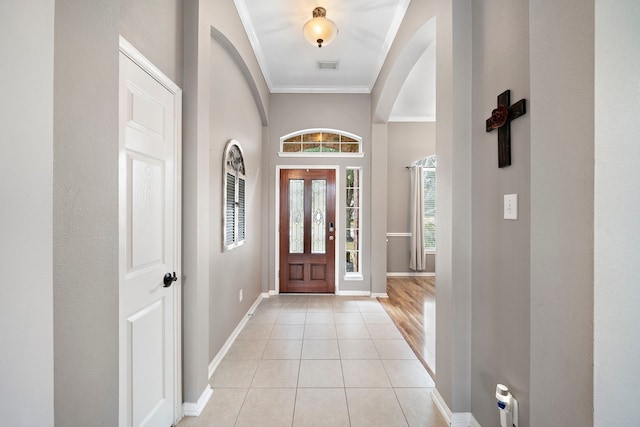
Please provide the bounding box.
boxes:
[303,7,338,48]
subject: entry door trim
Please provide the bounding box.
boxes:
[118,36,182,425]
[275,165,340,294]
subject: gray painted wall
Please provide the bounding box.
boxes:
[53,0,185,423]
[208,36,264,360]
[209,0,270,122]
[594,0,640,425]
[267,94,372,294]
[182,0,271,402]
[471,1,531,425]
[398,2,597,423]
[1,1,54,425]
[53,1,119,425]
[121,0,184,86]
[530,1,594,425]
[182,0,213,403]
[371,123,389,294]
[386,122,436,273]
[434,0,473,412]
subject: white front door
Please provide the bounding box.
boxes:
[118,42,181,427]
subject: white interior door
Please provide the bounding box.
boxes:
[119,43,181,427]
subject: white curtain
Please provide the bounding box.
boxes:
[409,165,426,271]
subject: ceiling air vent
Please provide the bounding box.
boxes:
[316,60,339,70]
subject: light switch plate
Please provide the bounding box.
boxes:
[504,194,518,220]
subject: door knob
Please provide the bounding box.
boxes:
[163,272,177,287]
[329,236,334,241]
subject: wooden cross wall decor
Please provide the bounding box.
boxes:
[485,90,527,168]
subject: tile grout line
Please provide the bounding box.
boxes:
[293,306,304,427]
[233,298,280,426]
[231,388,250,427]
[338,346,352,427]
[390,385,412,427]
[290,357,301,427]
[208,295,440,427]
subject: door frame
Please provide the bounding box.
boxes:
[275,165,340,294]
[118,36,183,425]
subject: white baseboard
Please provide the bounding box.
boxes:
[183,385,213,417]
[452,413,481,427]
[335,290,370,296]
[370,293,389,298]
[386,272,436,277]
[468,415,482,427]
[268,289,386,298]
[431,388,481,427]
[247,292,264,315]
[208,293,265,379]
[268,290,277,296]
[432,388,452,423]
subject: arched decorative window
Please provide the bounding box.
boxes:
[279,129,363,157]
[223,140,246,251]
[412,155,436,251]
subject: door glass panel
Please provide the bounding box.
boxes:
[311,179,327,254]
[346,250,359,273]
[289,179,304,253]
[346,208,359,229]
[283,142,302,152]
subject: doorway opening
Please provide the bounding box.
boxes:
[279,168,336,293]
[276,166,339,294]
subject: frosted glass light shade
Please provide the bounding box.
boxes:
[303,7,338,48]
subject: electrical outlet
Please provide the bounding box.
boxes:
[239,289,243,302]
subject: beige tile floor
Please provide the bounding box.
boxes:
[178,295,448,427]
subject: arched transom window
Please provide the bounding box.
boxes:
[280,129,363,157]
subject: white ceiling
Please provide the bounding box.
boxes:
[235,0,435,121]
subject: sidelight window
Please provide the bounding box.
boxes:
[345,167,361,276]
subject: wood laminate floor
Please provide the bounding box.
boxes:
[378,276,436,378]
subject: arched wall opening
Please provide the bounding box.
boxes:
[373,17,437,124]
[370,0,473,415]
